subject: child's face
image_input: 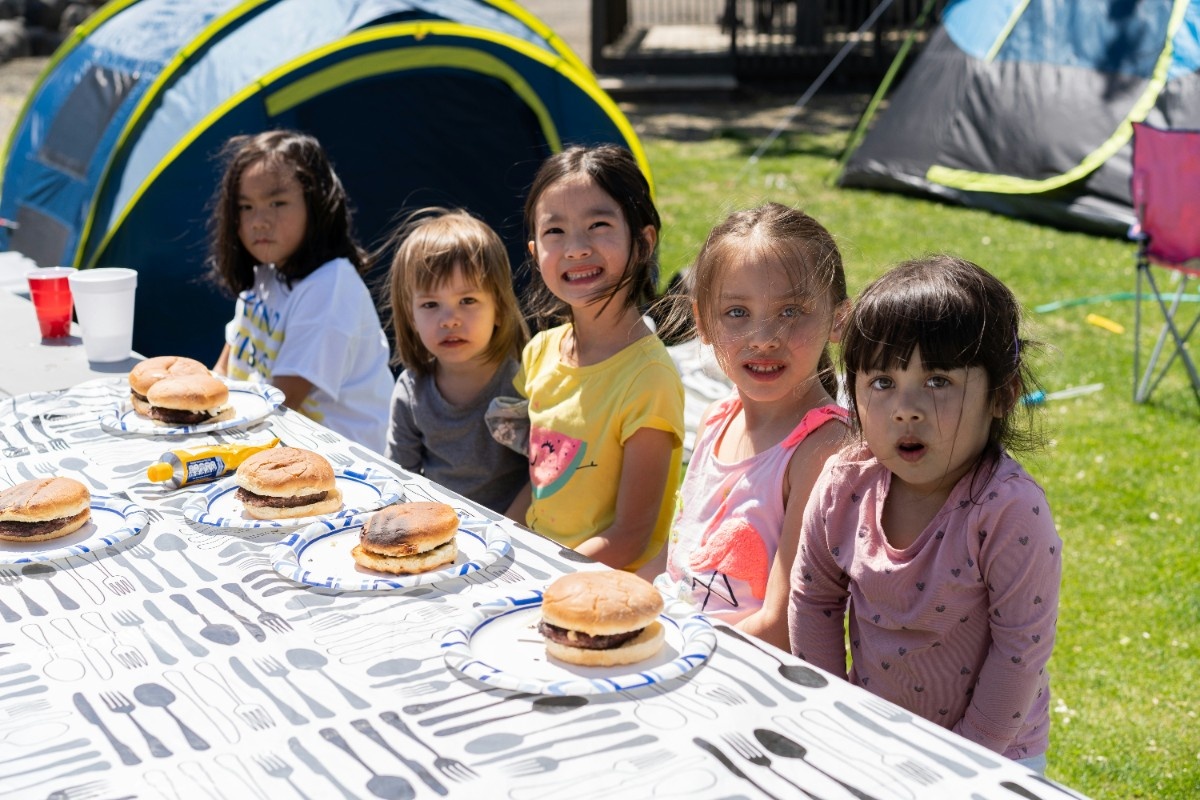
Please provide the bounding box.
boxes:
[701,253,846,408]
[854,345,1001,497]
[237,159,307,270]
[528,175,654,313]
[411,265,498,370]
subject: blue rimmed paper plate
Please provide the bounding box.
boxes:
[441,591,716,695]
[0,494,149,565]
[270,515,511,591]
[100,381,284,435]
[182,466,401,529]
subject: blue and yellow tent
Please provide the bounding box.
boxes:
[0,0,645,360]
[838,0,1200,236]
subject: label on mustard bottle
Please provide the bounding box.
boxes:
[184,457,226,483]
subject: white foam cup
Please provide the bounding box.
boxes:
[67,267,138,362]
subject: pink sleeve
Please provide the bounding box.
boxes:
[953,479,1061,752]
[787,459,850,679]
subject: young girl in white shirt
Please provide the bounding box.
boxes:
[209,130,392,451]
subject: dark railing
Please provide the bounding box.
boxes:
[591,0,947,86]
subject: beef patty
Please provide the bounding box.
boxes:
[536,621,644,650]
[235,488,330,509]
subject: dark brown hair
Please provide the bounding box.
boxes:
[522,144,660,327]
[207,130,367,295]
[841,254,1042,462]
[385,207,529,375]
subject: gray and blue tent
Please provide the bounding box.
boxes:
[838,0,1200,236]
[0,0,645,361]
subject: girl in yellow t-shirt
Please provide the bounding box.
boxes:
[507,145,684,573]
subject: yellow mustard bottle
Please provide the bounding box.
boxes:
[146,438,280,488]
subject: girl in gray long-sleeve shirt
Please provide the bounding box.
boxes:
[383,208,529,512]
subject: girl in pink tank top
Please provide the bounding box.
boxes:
[654,204,850,650]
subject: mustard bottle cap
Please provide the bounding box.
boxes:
[147,462,174,483]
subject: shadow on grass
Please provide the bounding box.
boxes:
[711,128,844,160]
[623,89,870,158]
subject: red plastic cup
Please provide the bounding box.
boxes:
[26,267,76,339]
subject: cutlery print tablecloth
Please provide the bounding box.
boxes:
[0,378,1089,799]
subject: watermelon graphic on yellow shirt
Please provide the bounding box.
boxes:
[529,427,586,499]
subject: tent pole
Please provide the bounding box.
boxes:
[739,0,897,181]
[833,0,940,184]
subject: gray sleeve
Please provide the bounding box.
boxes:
[384,371,423,471]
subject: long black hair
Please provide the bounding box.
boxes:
[841,254,1044,464]
[207,130,367,295]
[522,144,660,327]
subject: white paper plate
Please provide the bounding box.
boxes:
[182,466,401,529]
[0,494,149,565]
[442,591,716,695]
[100,381,284,435]
[271,515,511,591]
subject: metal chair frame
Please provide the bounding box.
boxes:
[1133,244,1200,404]
[1130,122,1200,406]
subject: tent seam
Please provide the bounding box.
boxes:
[927,0,1192,195]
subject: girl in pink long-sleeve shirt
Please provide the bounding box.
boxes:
[788,255,1061,772]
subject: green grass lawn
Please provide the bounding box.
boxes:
[640,119,1199,800]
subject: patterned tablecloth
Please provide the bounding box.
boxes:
[0,378,1088,800]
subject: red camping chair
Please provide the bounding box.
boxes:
[1130,122,1200,405]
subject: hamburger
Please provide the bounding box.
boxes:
[234,447,343,520]
[352,502,459,574]
[0,477,91,543]
[139,374,234,427]
[538,571,665,667]
[129,356,212,417]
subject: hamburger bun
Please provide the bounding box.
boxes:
[352,502,459,574]
[148,374,232,414]
[539,571,666,667]
[234,447,343,520]
[129,356,210,395]
[130,356,212,416]
[138,373,233,426]
[0,477,91,543]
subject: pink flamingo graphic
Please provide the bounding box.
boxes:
[688,516,770,601]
